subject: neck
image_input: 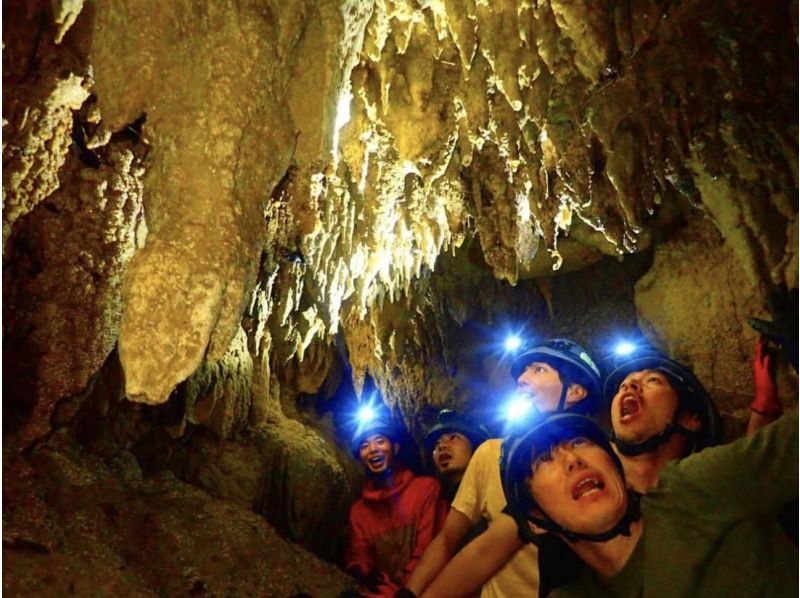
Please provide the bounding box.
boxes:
[615,435,686,492]
[438,472,464,502]
[567,519,644,578]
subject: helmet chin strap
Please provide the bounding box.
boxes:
[556,384,569,412]
[612,412,695,457]
[528,491,642,543]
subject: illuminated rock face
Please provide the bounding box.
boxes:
[2,0,797,591]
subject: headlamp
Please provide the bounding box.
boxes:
[504,334,522,352]
[614,341,637,357]
[356,404,376,424]
[505,395,533,422]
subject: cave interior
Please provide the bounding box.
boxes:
[2,0,798,595]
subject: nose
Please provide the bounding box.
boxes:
[558,448,586,473]
[620,378,641,393]
[435,435,455,452]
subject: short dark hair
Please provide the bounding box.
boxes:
[536,357,601,417]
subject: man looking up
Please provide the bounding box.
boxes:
[603,349,722,491]
[423,409,489,502]
[402,339,603,598]
[345,412,445,597]
[501,412,798,597]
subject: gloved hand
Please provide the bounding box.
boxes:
[748,285,798,371]
[751,338,782,416]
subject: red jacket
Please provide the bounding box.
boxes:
[345,468,447,596]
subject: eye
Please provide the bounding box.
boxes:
[647,374,662,384]
[533,451,553,471]
[570,437,589,448]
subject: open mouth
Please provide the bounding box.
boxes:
[436,452,452,469]
[619,394,641,422]
[368,455,386,468]
[571,474,605,500]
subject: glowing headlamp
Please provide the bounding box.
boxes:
[356,404,376,424]
[505,395,533,422]
[614,341,637,357]
[504,335,522,353]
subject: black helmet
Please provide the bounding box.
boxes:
[603,350,722,455]
[500,413,640,544]
[350,414,398,458]
[423,409,489,454]
[510,338,603,414]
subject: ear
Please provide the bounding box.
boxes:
[392,442,400,456]
[678,410,701,432]
[565,383,588,405]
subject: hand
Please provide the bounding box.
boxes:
[751,338,782,416]
[748,285,798,371]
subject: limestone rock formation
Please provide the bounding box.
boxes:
[3,432,353,597]
[3,0,797,592]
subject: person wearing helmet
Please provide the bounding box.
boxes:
[603,349,722,491]
[344,413,446,597]
[501,412,798,597]
[423,409,489,501]
[511,338,605,420]
[401,339,603,598]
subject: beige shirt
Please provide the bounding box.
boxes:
[451,439,540,598]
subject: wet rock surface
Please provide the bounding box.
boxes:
[3,432,354,597]
[3,0,797,593]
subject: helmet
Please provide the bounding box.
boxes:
[350,414,398,458]
[500,413,639,543]
[510,338,603,414]
[603,350,722,454]
[423,409,489,454]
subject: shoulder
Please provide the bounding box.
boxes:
[472,438,503,462]
[457,439,502,486]
[409,475,441,493]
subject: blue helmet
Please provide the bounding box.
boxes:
[423,409,489,454]
[510,338,603,415]
[604,350,722,455]
[500,413,639,543]
[350,414,398,458]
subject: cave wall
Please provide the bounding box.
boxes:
[3,0,797,592]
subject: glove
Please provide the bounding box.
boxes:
[748,285,798,371]
[751,338,782,416]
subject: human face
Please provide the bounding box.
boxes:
[527,438,627,536]
[358,434,397,475]
[432,432,474,482]
[610,369,680,444]
[516,361,565,413]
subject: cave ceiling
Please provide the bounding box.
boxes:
[4,0,798,445]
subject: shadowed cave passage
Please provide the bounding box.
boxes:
[2,0,797,595]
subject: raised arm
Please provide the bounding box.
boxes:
[746,338,783,435]
[672,411,798,518]
[404,508,474,595]
[421,512,523,598]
